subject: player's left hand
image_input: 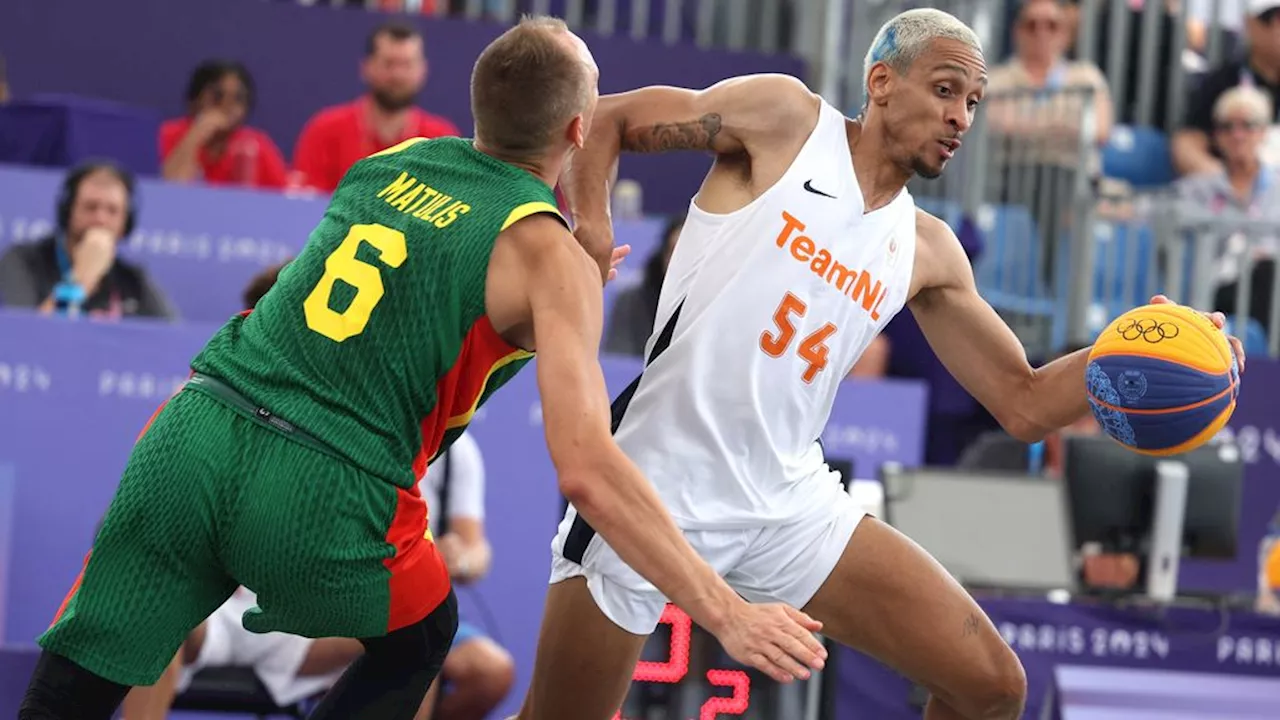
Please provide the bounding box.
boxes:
[1149,294,1246,373]
[607,244,631,283]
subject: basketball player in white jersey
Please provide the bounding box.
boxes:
[515,9,1245,720]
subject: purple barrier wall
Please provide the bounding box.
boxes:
[836,596,1280,719]
[0,0,804,213]
[1180,360,1280,593]
[0,310,927,718]
[0,163,668,324]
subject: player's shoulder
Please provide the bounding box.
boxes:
[499,208,572,248]
[913,208,956,244]
[499,211,593,277]
[730,73,821,127]
[910,208,970,297]
[732,73,814,99]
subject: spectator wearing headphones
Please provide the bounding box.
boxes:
[160,60,289,190]
[0,161,176,319]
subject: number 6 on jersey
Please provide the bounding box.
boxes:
[304,223,408,342]
[759,292,837,384]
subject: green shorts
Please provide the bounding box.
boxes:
[38,374,452,686]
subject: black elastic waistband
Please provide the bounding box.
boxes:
[184,373,342,461]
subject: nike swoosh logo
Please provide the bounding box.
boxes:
[803,180,836,199]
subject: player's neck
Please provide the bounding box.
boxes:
[847,118,910,212]
[472,140,561,188]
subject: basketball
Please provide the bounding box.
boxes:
[1086,303,1240,456]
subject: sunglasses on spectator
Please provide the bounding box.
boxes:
[1020,18,1060,32]
[1215,120,1265,132]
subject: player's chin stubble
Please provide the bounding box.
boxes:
[912,157,943,180]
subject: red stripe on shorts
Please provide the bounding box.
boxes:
[383,484,452,632]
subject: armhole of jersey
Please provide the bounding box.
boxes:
[501,201,566,232]
[367,137,428,159]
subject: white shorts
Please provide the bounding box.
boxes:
[549,491,865,635]
[176,589,342,707]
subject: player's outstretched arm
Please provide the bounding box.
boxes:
[512,216,827,683]
[908,213,1246,442]
[909,212,1092,442]
[562,74,819,227]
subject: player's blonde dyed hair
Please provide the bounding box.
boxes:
[863,9,983,87]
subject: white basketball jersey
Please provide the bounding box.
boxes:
[612,100,918,529]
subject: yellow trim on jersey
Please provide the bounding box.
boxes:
[444,348,535,431]
[501,201,564,231]
[367,137,428,159]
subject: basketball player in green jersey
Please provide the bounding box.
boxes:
[20,17,826,720]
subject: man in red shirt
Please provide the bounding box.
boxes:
[292,22,460,193]
[160,60,290,191]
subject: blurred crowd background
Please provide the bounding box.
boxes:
[1,0,1280,718]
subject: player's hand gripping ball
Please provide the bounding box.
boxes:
[1086,299,1244,456]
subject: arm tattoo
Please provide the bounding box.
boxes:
[622,113,723,153]
[962,613,982,638]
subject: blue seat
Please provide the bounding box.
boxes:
[1103,125,1174,188]
[1092,220,1156,314]
[974,203,1055,312]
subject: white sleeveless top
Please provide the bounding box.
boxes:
[612,99,918,529]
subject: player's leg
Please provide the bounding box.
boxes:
[418,679,441,720]
[20,390,240,719]
[517,578,648,720]
[785,511,1026,720]
[303,593,457,720]
[218,421,457,720]
[433,624,515,720]
[517,507,676,720]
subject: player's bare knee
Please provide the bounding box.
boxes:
[449,640,515,702]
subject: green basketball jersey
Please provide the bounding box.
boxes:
[191,136,564,488]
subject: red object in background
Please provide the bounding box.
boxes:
[612,604,752,720]
[291,97,460,193]
[158,118,289,190]
[376,0,438,12]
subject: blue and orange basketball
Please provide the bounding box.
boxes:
[1086,304,1239,456]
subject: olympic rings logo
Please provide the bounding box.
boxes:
[1117,318,1179,343]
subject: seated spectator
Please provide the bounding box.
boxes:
[958,345,1139,591]
[292,22,460,193]
[604,214,683,356]
[989,0,1112,151]
[160,60,289,190]
[1175,0,1280,175]
[0,161,175,319]
[986,0,1111,286]
[1177,85,1280,331]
